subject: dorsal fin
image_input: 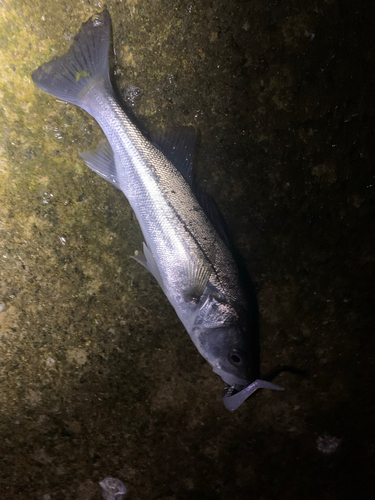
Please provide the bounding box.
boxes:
[194,186,231,248]
[153,126,231,248]
[152,126,196,186]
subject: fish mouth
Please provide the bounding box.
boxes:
[212,366,248,387]
[222,379,285,411]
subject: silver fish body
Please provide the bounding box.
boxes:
[32,10,283,409]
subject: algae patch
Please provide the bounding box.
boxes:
[75,69,90,81]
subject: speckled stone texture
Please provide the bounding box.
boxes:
[0,0,374,499]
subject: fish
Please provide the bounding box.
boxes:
[31,10,284,410]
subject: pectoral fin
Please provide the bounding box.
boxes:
[182,253,212,304]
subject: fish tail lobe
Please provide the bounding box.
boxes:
[32,10,111,112]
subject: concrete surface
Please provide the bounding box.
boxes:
[0,0,374,499]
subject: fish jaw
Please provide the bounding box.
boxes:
[212,365,248,387]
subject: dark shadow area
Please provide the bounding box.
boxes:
[1,0,375,499]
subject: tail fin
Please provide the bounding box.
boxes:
[31,10,111,112]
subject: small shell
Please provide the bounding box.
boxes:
[99,477,127,500]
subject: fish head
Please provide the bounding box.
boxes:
[195,321,285,411]
[197,324,252,386]
[191,292,254,386]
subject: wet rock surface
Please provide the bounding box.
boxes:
[0,0,374,499]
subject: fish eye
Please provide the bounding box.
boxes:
[229,350,242,366]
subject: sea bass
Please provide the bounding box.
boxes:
[32,10,283,410]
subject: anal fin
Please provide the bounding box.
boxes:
[79,139,120,188]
